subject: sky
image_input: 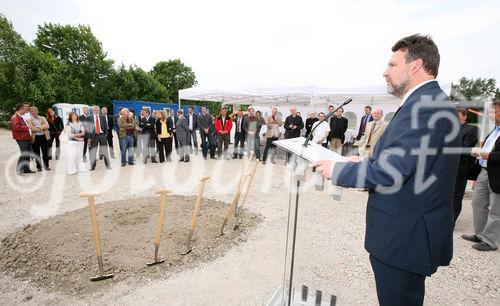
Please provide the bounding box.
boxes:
[1,0,500,89]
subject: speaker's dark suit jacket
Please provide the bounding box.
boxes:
[332,81,461,276]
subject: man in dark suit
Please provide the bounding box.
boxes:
[78,106,91,162]
[88,105,111,170]
[313,34,460,306]
[101,106,115,159]
[233,110,245,159]
[463,101,500,251]
[186,106,198,154]
[356,105,374,140]
[176,109,190,162]
[452,108,479,225]
[284,105,304,163]
[139,109,157,164]
[328,107,348,155]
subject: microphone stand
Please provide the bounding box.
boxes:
[302,97,353,147]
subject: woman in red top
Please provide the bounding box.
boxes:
[215,107,232,159]
[11,103,34,175]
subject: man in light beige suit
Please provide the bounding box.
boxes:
[358,108,388,158]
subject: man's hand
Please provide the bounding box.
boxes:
[310,160,336,179]
[346,155,363,163]
[479,152,490,160]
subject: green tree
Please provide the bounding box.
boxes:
[13,46,62,112]
[150,59,197,103]
[0,14,27,112]
[451,77,497,103]
[93,65,168,107]
[451,77,499,123]
[33,23,113,103]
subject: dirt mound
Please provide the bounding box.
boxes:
[0,195,260,295]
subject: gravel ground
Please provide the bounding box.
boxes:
[0,128,498,305]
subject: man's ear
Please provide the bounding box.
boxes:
[411,58,424,75]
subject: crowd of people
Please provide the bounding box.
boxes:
[9,98,500,255]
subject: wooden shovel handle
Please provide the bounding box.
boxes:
[85,195,102,257]
[190,177,210,230]
[240,161,258,209]
[154,192,168,245]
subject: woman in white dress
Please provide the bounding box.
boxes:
[66,112,86,175]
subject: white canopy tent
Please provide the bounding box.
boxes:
[178,83,452,143]
[178,85,402,106]
[178,83,452,106]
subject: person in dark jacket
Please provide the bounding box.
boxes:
[78,106,91,162]
[304,112,319,138]
[232,110,246,159]
[87,105,111,170]
[176,109,190,162]
[101,106,115,159]
[197,106,215,159]
[139,109,157,164]
[329,107,348,155]
[284,106,304,163]
[463,101,500,251]
[356,106,374,140]
[312,34,461,306]
[452,108,479,225]
[46,107,64,160]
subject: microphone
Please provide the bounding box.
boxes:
[303,97,352,147]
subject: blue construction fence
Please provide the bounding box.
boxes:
[112,100,202,117]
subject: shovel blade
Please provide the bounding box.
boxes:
[146,259,165,266]
[181,248,192,255]
[90,274,114,282]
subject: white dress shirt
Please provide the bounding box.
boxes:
[400,79,436,107]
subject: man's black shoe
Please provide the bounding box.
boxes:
[121,163,126,167]
[462,234,481,243]
[24,169,35,174]
[472,242,497,251]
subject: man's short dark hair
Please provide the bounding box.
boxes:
[15,103,26,111]
[365,105,372,110]
[456,107,467,117]
[318,112,325,116]
[392,34,440,77]
[188,106,194,110]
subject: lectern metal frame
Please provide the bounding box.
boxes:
[268,137,340,306]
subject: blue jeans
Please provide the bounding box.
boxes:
[119,135,135,164]
[246,135,261,159]
[199,129,215,158]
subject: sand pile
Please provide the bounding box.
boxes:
[0,195,261,295]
